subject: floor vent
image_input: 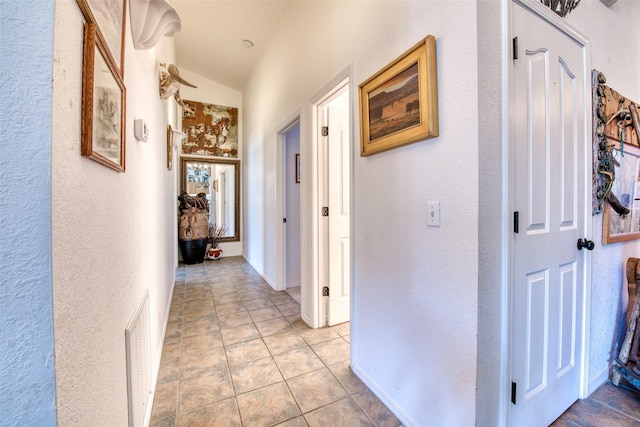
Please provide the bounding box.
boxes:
[125,290,152,427]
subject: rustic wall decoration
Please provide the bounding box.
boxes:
[181,101,238,158]
[540,0,581,18]
[592,70,640,243]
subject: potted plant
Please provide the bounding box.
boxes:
[207,224,228,260]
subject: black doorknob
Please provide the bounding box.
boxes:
[577,238,595,251]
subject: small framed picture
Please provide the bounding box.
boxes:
[295,154,301,183]
[81,23,126,172]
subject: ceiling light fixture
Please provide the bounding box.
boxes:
[243,39,254,48]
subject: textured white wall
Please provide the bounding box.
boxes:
[51,1,177,424]
[243,1,479,425]
[0,3,57,426]
[564,0,640,390]
[178,68,243,257]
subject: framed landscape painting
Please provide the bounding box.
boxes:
[359,35,439,156]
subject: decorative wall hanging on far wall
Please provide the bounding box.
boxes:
[77,0,127,76]
[592,70,640,243]
[181,101,239,158]
[81,23,126,172]
[540,0,581,18]
[359,35,439,156]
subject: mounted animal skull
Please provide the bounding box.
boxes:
[159,63,197,113]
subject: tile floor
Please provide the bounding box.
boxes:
[551,381,640,426]
[150,256,402,427]
[151,256,640,427]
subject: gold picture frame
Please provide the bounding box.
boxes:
[81,23,126,172]
[77,0,127,76]
[602,141,640,244]
[167,125,174,170]
[359,35,439,156]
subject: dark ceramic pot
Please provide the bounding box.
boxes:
[179,238,208,264]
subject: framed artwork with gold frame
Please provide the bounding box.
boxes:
[359,35,439,156]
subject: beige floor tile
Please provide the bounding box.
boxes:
[263,331,307,356]
[298,327,341,345]
[157,354,181,384]
[213,292,243,305]
[178,368,234,412]
[177,397,241,427]
[277,302,301,317]
[331,322,350,337]
[311,337,350,366]
[225,338,270,366]
[250,305,284,322]
[220,323,261,346]
[150,415,176,427]
[244,297,275,310]
[236,382,301,427]
[328,361,368,395]
[275,416,308,427]
[286,368,347,413]
[215,301,247,315]
[352,389,403,427]
[182,317,219,337]
[181,332,223,354]
[180,347,227,379]
[273,347,325,379]
[218,311,253,328]
[230,357,283,394]
[271,294,297,306]
[255,317,294,337]
[304,397,374,427]
[151,379,178,421]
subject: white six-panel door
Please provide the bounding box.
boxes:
[510,1,589,425]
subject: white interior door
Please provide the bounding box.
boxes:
[327,103,350,326]
[510,2,588,426]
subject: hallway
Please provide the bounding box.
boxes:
[149,257,401,426]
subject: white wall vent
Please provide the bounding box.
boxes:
[125,289,152,427]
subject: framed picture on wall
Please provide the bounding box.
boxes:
[77,0,127,75]
[603,141,640,244]
[359,35,439,156]
[81,23,126,172]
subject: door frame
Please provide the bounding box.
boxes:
[307,66,353,328]
[506,0,592,422]
[276,111,301,293]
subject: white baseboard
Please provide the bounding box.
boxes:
[588,366,610,396]
[350,361,418,427]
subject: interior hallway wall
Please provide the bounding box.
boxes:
[242,2,479,425]
[0,3,57,425]
[51,1,178,424]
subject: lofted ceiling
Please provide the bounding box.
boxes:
[171,0,287,91]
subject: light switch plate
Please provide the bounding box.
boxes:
[427,201,440,227]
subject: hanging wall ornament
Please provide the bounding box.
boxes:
[540,0,581,17]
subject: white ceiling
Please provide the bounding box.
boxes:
[172,0,287,91]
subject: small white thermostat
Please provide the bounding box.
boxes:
[134,119,149,142]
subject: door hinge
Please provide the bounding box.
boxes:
[322,286,330,296]
[283,218,287,223]
[511,382,517,404]
[513,36,519,60]
[514,211,519,234]
[322,207,329,217]
[322,126,329,136]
